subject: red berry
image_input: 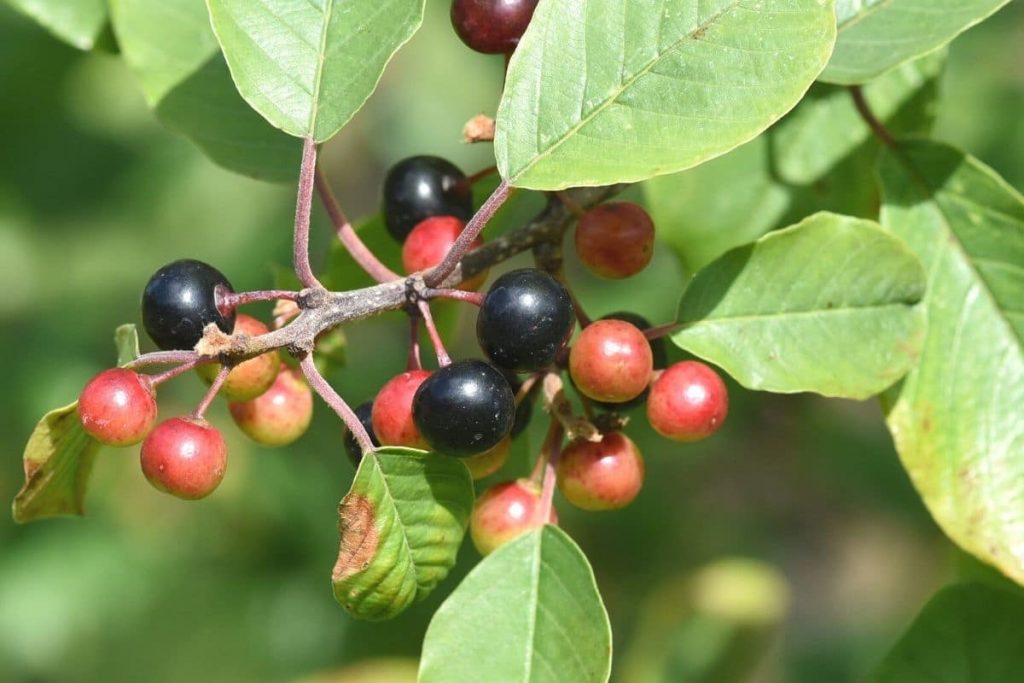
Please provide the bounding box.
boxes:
[575,202,655,279]
[451,0,539,55]
[569,319,653,403]
[228,365,313,447]
[470,479,556,555]
[647,361,729,442]
[78,368,158,446]
[464,436,511,480]
[372,370,432,449]
[197,314,279,401]
[140,417,227,499]
[557,432,644,511]
[402,216,487,291]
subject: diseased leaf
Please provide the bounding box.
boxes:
[419,525,612,683]
[5,0,107,50]
[672,212,927,399]
[821,0,1010,85]
[207,0,425,142]
[332,447,473,621]
[878,140,1024,583]
[495,0,836,190]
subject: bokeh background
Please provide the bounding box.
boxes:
[2,3,1023,682]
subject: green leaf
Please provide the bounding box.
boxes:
[115,324,140,367]
[821,0,1011,85]
[671,212,927,399]
[4,0,107,50]
[13,402,100,523]
[109,0,302,181]
[872,583,1024,682]
[332,447,473,621]
[878,140,1024,583]
[207,0,425,142]
[494,0,837,190]
[419,525,612,683]
[645,51,943,273]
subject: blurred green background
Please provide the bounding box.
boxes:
[2,2,1022,682]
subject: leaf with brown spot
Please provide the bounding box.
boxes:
[331,447,473,621]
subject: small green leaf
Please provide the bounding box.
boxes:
[495,0,837,190]
[207,0,425,142]
[878,140,1024,583]
[419,525,612,683]
[820,0,1011,85]
[671,212,927,399]
[115,324,140,367]
[332,447,473,621]
[13,402,100,524]
[872,583,1024,682]
[5,0,107,50]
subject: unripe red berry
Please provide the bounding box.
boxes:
[228,365,313,447]
[372,370,432,449]
[575,202,655,279]
[140,417,227,499]
[78,368,158,446]
[470,479,557,556]
[464,436,511,480]
[569,319,653,403]
[647,361,729,442]
[197,314,280,402]
[557,432,644,511]
[451,0,539,55]
[402,216,487,291]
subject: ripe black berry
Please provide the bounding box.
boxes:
[381,156,473,242]
[344,401,380,467]
[142,259,235,351]
[412,359,515,457]
[451,0,539,55]
[476,269,575,372]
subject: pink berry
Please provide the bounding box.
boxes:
[402,216,487,291]
[569,319,653,403]
[372,370,432,449]
[78,368,158,446]
[575,202,655,279]
[228,365,313,447]
[140,417,227,499]
[470,479,557,555]
[646,361,729,442]
[557,432,644,511]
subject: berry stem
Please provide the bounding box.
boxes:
[223,290,300,309]
[529,418,562,485]
[417,300,452,367]
[423,288,484,306]
[465,165,498,185]
[542,372,600,442]
[425,179,511,287]
[294,138,324,290]
[849,86,896,149]
[192,365,230,419]
[538,421,564,518]
[408,315,423,371]
[149,358,205,386]
[314,168,400,283]
[299,354,375,455]
[555,191,586,219]
[125,350,200,369]
[644,321,681,341]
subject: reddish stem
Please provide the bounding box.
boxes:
[149,358,205,387]
[294,138,323,290]
[125,350,200,369]
[314,168,400,283]
[425,180,511,287]
[644,322,680,341]
[424,288,484,306]
[556,191,586,219]
[538,422,565,518]
[223,290,300,310]
[407,315,423,371]
[299,355,375,455]
[850,86,896,149]
[417,300,451,367]
[465,165,498,185]
[192,365,230,419]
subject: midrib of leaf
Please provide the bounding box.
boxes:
[523,532,542,682]
[308,0,334,137]
[838,0,893,31]
[370,454,418,589]
[679,301,919,328]
[512,0,742,181]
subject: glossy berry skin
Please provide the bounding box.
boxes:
[381,156,473,242]
[647,361,729,442]
[451,0,539,55]
[575,202,655,279]
[142,259,235,351]
[197,315,279,402]
[477,269,575,372]
[228,366,313,447]
[344,401,380,467]
[470,479,557,556]
[402,216,487,291]
[602,312,666,369]
[464,436,510,480]
[78,369,158,446]
[412,359,515,457]
[372,370,432,449]
[140,417,227,500]
[557,432,645,511]
[569,319,653,403]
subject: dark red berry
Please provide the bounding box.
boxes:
[451,0,539,55]
[344,401,380,467]
[575,202,655,279]
[557,432,644,511]
[197,314,279,402]
[142,259,235,351]
[372,370,432,449]
[470,479,556,555]
[140,417,227,499]
[381,156,473,242]
[402,216,487,291]
[228,365,312,447]
[569,319,653,403]
[78,368,158,446]
[647,361,729,442]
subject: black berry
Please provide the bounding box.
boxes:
[345,401,380,467]
[381,156,473,242]
[451,0,539,55]
[477,269,575,372]
[412,359,515,457]
[142,259,235,351]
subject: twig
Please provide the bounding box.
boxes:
[424,288,484,306]
[125,350,201,369]
[222,290,300,309]
[556,191,586,219]
[294,138,324,289]
[425,179,511,287]
[850,86,896,149]
[299,355,375,454]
